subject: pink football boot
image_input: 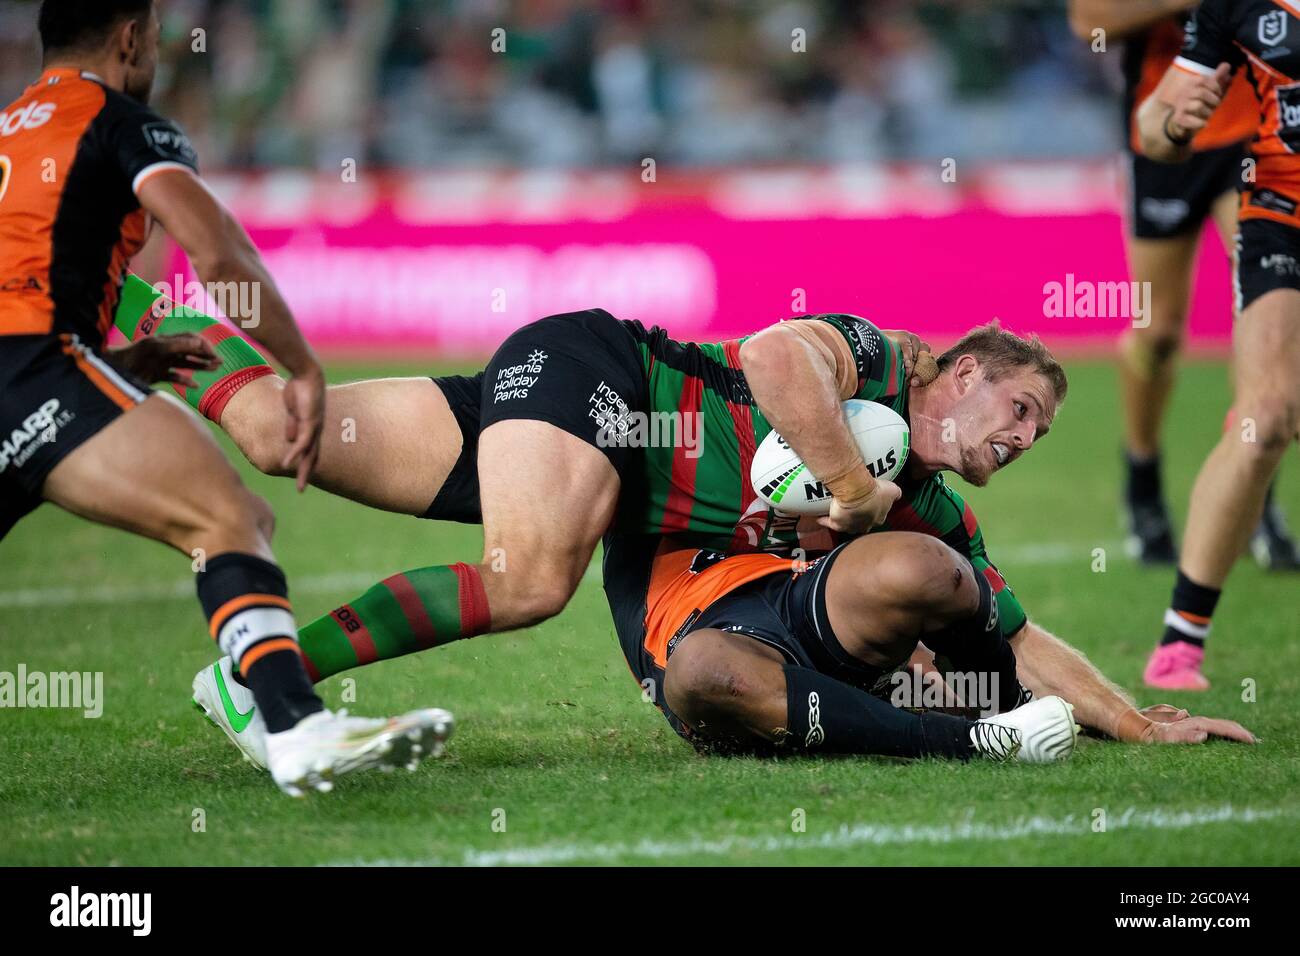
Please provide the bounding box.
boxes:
[1143,640,1210,691]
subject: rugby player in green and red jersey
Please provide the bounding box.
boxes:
[111,278,1255,763]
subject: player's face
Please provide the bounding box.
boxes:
[952,366,1055,487]
[123,8,161,104]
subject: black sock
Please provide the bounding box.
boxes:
[923,570,1026,713]
[242,649,324,733]
[1125,450,1162,504]
[1160,568,1220,649]
[196,553,323,733]
[782,666,975,760]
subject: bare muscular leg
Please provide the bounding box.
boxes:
[43,392,275,558]
[42,392,326,738]
[221,374,460,516]
[1180,290,1300,587]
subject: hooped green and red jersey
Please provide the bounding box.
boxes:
[618,313,1028,640]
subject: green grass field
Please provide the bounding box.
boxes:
[1,358,1297,866]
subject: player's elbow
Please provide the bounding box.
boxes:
[739,327,802,393]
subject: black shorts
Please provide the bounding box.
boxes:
[0,334,149,540]
[1127,143,1244,239]
[1234,216,1300,313]
[423,309,648,523]
[602,535,887,745]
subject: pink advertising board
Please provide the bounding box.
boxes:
[163,165,1235,356]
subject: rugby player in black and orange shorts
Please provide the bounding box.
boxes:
[1070,1,1298,574]
[0,0,451,793]
[106,277,1257,764]
[1137,0,1300,689]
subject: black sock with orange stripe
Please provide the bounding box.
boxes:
[198,553,323,733]
[1160,569,1220,649]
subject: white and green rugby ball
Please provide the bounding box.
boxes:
[751,399,909,515]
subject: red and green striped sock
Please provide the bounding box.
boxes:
[296,563,492,682]
[113,273,275,422]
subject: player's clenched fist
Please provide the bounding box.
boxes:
[1165,62,1232,144]
[819,477,901,534]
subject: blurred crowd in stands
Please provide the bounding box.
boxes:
[2,0,1123,169]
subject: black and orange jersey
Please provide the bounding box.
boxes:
[639,544,797,669]
[0,68,198,345]
[1177,0,1300,219]
[1124,10,1256,153]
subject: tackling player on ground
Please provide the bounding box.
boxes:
[1137,0,1300,689]
[0,0,452,794]
[108,282,1254,764]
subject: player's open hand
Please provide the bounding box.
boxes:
[1167,62,1231,143]
[281,364,325,492]
[819,478,901,534]
[881,329,939,388]
[1139,709,1257,745]
[105,333,221,387]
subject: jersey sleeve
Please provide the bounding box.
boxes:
[1175,0,1244,75]
[887,477,1028,641]
[95,92,200,196]
[794,314,904,402]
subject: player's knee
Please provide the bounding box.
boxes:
[240,422,292,478]
[246,492,276,540]
[877,535,977,617]
[1122,327,1182,380]
[165,484,273,556]
[493,571,575,627]
[664,639,754,720]
[1236,395,1300,459]
[1146,328,1182,365]
[206,486,275,545]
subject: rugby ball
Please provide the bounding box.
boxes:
[750,399,909,515]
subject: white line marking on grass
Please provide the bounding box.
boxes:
[333,804,1296,867]
[0,541,1120,609]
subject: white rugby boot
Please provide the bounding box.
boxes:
[265,707,455,797]
[969,695,1079,764]
[192,656,268,769]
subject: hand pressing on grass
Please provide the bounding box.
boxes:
[1120,704,1257,745]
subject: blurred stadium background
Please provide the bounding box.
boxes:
[4,0,1120,168]
[2,0,1232,355]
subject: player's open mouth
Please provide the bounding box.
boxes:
[991,442,1010,467]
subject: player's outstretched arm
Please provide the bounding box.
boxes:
[136,169,324,490]
[1009,622,1256,744]
[1136,61,1232,163]
[1066,0,1198,43]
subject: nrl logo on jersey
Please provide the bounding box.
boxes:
[1260,10,1288,47]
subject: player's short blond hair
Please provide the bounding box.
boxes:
[937,321,1068,404]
